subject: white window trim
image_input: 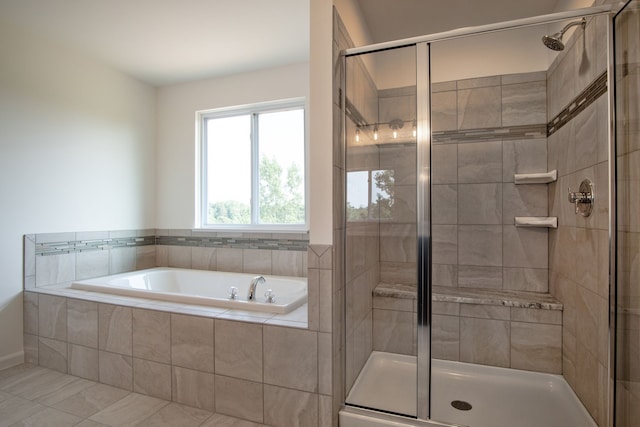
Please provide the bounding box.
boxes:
[195,98,309,232]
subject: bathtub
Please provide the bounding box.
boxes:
[71,267,307,314]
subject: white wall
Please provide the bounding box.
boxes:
[0,22,156,366]
[155,62,310,230]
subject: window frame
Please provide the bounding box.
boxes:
[196,98,308,232]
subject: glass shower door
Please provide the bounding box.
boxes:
[343,43,432,419]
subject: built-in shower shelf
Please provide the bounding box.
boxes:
[374,283,563,311]
[514,169,557,184]
[515,216,558,228]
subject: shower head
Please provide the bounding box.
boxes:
[542,18,586,51]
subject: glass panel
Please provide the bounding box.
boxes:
[257,109,305,224]
[205,115,251,224]
[615,1,640,425]
[344,44,419,418]
[430,18,607,426]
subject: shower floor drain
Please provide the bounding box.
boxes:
[451,400,472,411]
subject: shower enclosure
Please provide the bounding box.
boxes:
[337,2,635,426]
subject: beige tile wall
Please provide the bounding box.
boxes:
[547,13,610,426]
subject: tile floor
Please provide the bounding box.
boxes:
[0,363,269,427]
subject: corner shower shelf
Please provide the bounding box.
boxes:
[514,169,557,184]
[515,216,558,228]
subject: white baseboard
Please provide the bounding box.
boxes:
[0,351,24,371]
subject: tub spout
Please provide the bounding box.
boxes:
[248,276,265,301]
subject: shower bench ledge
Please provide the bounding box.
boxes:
[373,283,563,311]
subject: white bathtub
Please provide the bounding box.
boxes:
[71,267,307,314]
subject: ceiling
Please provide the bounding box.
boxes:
[0,0,309,87]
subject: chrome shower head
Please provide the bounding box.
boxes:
[542,18,586,51]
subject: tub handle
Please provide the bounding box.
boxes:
[264,289,276,303]
[229,286,238,300]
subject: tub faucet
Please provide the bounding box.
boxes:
[248,276,265,301]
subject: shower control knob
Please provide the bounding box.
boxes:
[229,286,238,300]
[264,289,276,303]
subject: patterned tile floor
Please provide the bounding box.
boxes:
[0,364,269,427]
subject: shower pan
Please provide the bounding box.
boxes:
[338,3,627,426]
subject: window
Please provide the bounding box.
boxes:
[198,99,307,230]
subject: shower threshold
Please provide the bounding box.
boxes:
[344,351,596,427]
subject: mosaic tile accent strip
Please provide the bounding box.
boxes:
[433,124,547,144]
[156,235,309,251]
[36,236,156,256]
[547,71,607,136]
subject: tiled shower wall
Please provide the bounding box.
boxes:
[546,13,610,426]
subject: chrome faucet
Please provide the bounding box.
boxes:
[247,276,265,301]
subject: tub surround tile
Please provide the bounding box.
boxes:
[98,305,132,356]
[38,294,67,341]
[68,299,98,348]
[172,366,214,412]
[24,334,38,364]
[68,344,99,381]
[38,337,68,374]
[24,235,36,278]
[132,358,171,401]
[36,253,76,287]
[109,247,137,275]
[132,309,170,364]
[98,351,132,391]
[23,292,38,336]
[136,246,157,270]
[214,320,262,383]
[76,251,110,281]
[214,375,263,423]
[264,326,318,393]
[263,384,318,427]
[171,314,214,373]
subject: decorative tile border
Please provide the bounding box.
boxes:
[433,124,547,144]
[547,71,607,136]
[34,233,309,257]
[36,236,155,256]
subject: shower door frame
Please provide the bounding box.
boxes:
[342,4,619,425]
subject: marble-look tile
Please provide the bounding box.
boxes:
[171,314,214,373]
[68,344,99,381]
[136,246,157,270]
[155,246,168,267]
[432,81,456,92]
[503,268,549,293]
[68,299,98,348]
[191,247,216,271]
[432,225,458,265]
[502,184,548,224]
[0,396,46,427]
[432,91,457,131]
[214,376,263,423]
[502,138,547,183]
[3,367,75,400]
[135,402,212,427]
[574,103,599,172]
[318,269,333,334]
[432,144,458,185]
[511,322,562,373]
[373,296,413,312]
[460,317,510,367]
[511,307,562,325]
[89,392,168,427]
[200,413,266,427]
[432,185,457,225]
[307,269,320,332]
[76,250,110,281]
[38,337,67,373]
[372,309,414,356]
[380,262,415,286]
[23,292,38,336]
[98,304,132,356]
[9,405,82,427]
[216,248,244,273]
[132,358,171,401]
[308,245,332,271]
[503,226,548,269]
[379,144,416,186]
[502,81,547,126]
[432,264,457,288]
[458,183,502,225]
[458,86,501,130]
[391,185,417,223]
[24,235,36,278]
[460,304,510,320]
[109,247,137,274]
[263,384,318,427]
[264,326,318,393]
[23,334,38,364]
[502,71,546,85]
[458,75,501,90]
[379,224,416,263]
[38,294,67,341]
[458,265,502,289]
[272,250,305,277]
[166,246,191,269]
[36,253,76,286]
[243,249,272,275]
[132,309,170,364]
[172,366,214,412]
[318,332,332,396]
[432,314,460,361]
[98,351,132,391]
[458,141,502,183]
[214,320,262,383]
[34,376,96,406]
[458,225,502,267]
